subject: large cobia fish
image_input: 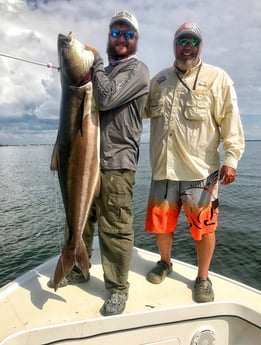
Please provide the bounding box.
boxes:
[50,32,100,291]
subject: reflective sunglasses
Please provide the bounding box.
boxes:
[176,37,200,47]
[110,28,136,40]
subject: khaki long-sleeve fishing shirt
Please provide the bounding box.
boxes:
[144,61,245,181]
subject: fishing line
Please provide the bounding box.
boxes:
[0,51,65,281]
[2,49,65,255]
[1,51,66,268]
[0,53,60,70]
[46,135,64,256]
[47,73,65,258]
[52,170,64,253]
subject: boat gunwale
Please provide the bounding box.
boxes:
[0,301,260,345]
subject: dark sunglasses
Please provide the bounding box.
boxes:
[176,37,200,47]
[110,28,136,40]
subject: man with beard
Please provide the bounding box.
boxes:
[144,22,244,303]
[81,10,150,316]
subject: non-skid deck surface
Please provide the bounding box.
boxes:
[0,239,260,341]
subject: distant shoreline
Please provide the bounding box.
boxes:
[0,139,260,147]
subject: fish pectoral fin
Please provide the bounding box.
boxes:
[94,174,101,198]
[50,143,59,171]
[82,82,94,118]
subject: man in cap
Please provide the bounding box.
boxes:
[83,10,150,315]
[144,21,244,302]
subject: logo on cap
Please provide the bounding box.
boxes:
[110,10,139,33]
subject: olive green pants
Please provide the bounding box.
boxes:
[84,169,135,296]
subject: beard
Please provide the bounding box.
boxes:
[174,43,202,72]
[175,57,198,71]
[106,39,138,59]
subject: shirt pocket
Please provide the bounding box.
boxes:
[149,91,168,118]
[183,89,210,121]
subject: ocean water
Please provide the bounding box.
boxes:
[0,142,260,290]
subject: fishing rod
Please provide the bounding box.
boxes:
[0,53,60,70]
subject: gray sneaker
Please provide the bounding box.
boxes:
[100,292,127,316]
[47,266,90,289]
[194,277,214,303]
[146,260,173,284]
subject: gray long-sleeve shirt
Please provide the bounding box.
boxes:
[92,57,150,171]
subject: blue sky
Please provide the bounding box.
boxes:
[0,0,260,144]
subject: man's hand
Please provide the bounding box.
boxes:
[85,44,99,57]
[219,165,236,185]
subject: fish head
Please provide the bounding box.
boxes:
[58,32,94,86]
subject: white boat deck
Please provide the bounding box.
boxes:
[0,238,260,344]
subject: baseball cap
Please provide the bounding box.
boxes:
[174,21,202,41]
[109,10,139,33]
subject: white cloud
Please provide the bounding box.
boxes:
[0,0,260,144]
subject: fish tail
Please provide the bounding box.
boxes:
[53,248,75,291]
[53,239,89,291]
[75,238,90,279]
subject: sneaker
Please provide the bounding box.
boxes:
[100,292,127,316]
[47,266,90,289]
[194,277,214,303]
[146,260,173,284]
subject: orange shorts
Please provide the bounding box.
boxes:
[145,171,219,240]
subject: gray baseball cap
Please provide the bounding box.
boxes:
[109,10,139,33]
[174,21,202,41]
